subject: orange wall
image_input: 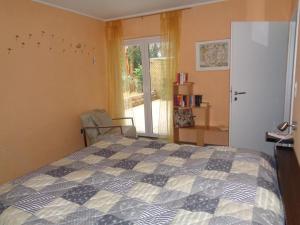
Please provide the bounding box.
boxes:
[123,0,293,128]
[0,0,106,184]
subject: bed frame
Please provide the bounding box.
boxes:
[275,146,300,225]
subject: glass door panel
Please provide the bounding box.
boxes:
[124,45,145,134]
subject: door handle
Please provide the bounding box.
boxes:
[234,91,247,95]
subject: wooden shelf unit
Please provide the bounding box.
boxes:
[173,82,210,145]
[173,82,229,146]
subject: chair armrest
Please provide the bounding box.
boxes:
[112,117,135,126]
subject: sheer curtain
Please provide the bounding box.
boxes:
[105,20,125,118]
[159,10,182,141]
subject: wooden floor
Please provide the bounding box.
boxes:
[276,147,300,225]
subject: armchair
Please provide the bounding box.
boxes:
[80,109,137,146]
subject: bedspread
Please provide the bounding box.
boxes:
[0,135,284,225]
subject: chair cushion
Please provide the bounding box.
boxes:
[91,109,113,134]
[106,126,137,138]
[80,113,99,143]
[122,126,137,138]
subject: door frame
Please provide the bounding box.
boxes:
[124,37,160,137]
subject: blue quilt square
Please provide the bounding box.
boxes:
[46,166,75,178]
[62,185,98,205]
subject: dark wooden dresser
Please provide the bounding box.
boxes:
[276,146,300,225]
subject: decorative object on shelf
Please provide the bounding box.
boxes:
[176,72,188,84]
[196,39,230,71]
[174,108,195,128]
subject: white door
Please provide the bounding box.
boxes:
[230,22,289,155]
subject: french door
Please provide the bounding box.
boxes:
[124,37,163,137]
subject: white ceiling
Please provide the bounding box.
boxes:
[32,0,224,21]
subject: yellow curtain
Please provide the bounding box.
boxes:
[159,10,182,141]
[105,20,124,118]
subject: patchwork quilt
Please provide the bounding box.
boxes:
[0,135,284,225]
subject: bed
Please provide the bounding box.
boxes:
[0,135,284,225]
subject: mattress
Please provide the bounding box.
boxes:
[0,135,284,225]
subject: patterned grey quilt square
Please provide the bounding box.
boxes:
[46,166,75,178]
[146,141,166,149]
[106,144,127,151]
[209,216,252,225]
[94,149,117,158]
[205,158,232,172]
[252,207,284,225]
[170,150,192,159]
[103,178,136,194]
[257,177,279,196]
[223,182,256,204]
[153,165,178,177]
[211,151,235,160]
[82,172,114,189]
[0,202,8,215]
[62,185,98,205]
[135,204,176,225]
[14,193,56,213]
[60,207,103,225]
[40,179,79,197]
[141,174,169,187]
[118,170,147,182]
[114,159,139,170]
[23,217,54,225]
[0,185,36,206]
[182,194,219,214]
[97,214,133,225]
[109,198,148,221]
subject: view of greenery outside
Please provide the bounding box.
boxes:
[125,43,161,94]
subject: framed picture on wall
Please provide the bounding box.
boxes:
[196,39,230,71]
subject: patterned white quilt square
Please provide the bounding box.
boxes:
[35,198,79,223]
[127,182,161,203]
[0,183,14,195]
[171,209,212,225]
[23,174,57,191]
[117,138,135,146]
[137,148,157,155]
[63,170,94,183]
[109,152,131,160]
[231,161,259,176]
[133,162,158,174]
[160,143,180,151]
[215,199,253,221]
[259,158,274,172]
[255,187,282,215]
[162,157,186,167]
[165,175,196,193]
[190,151,213,159]
[51,158,74,167]
[84,190,122,213]
[92,141,112,148]
[81,155,105,164]
[200,170,228,180]
[0,206,32,225]
[101,167,126,176]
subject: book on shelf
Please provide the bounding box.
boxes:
[174,95,193,107]
[176,72,189,85]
